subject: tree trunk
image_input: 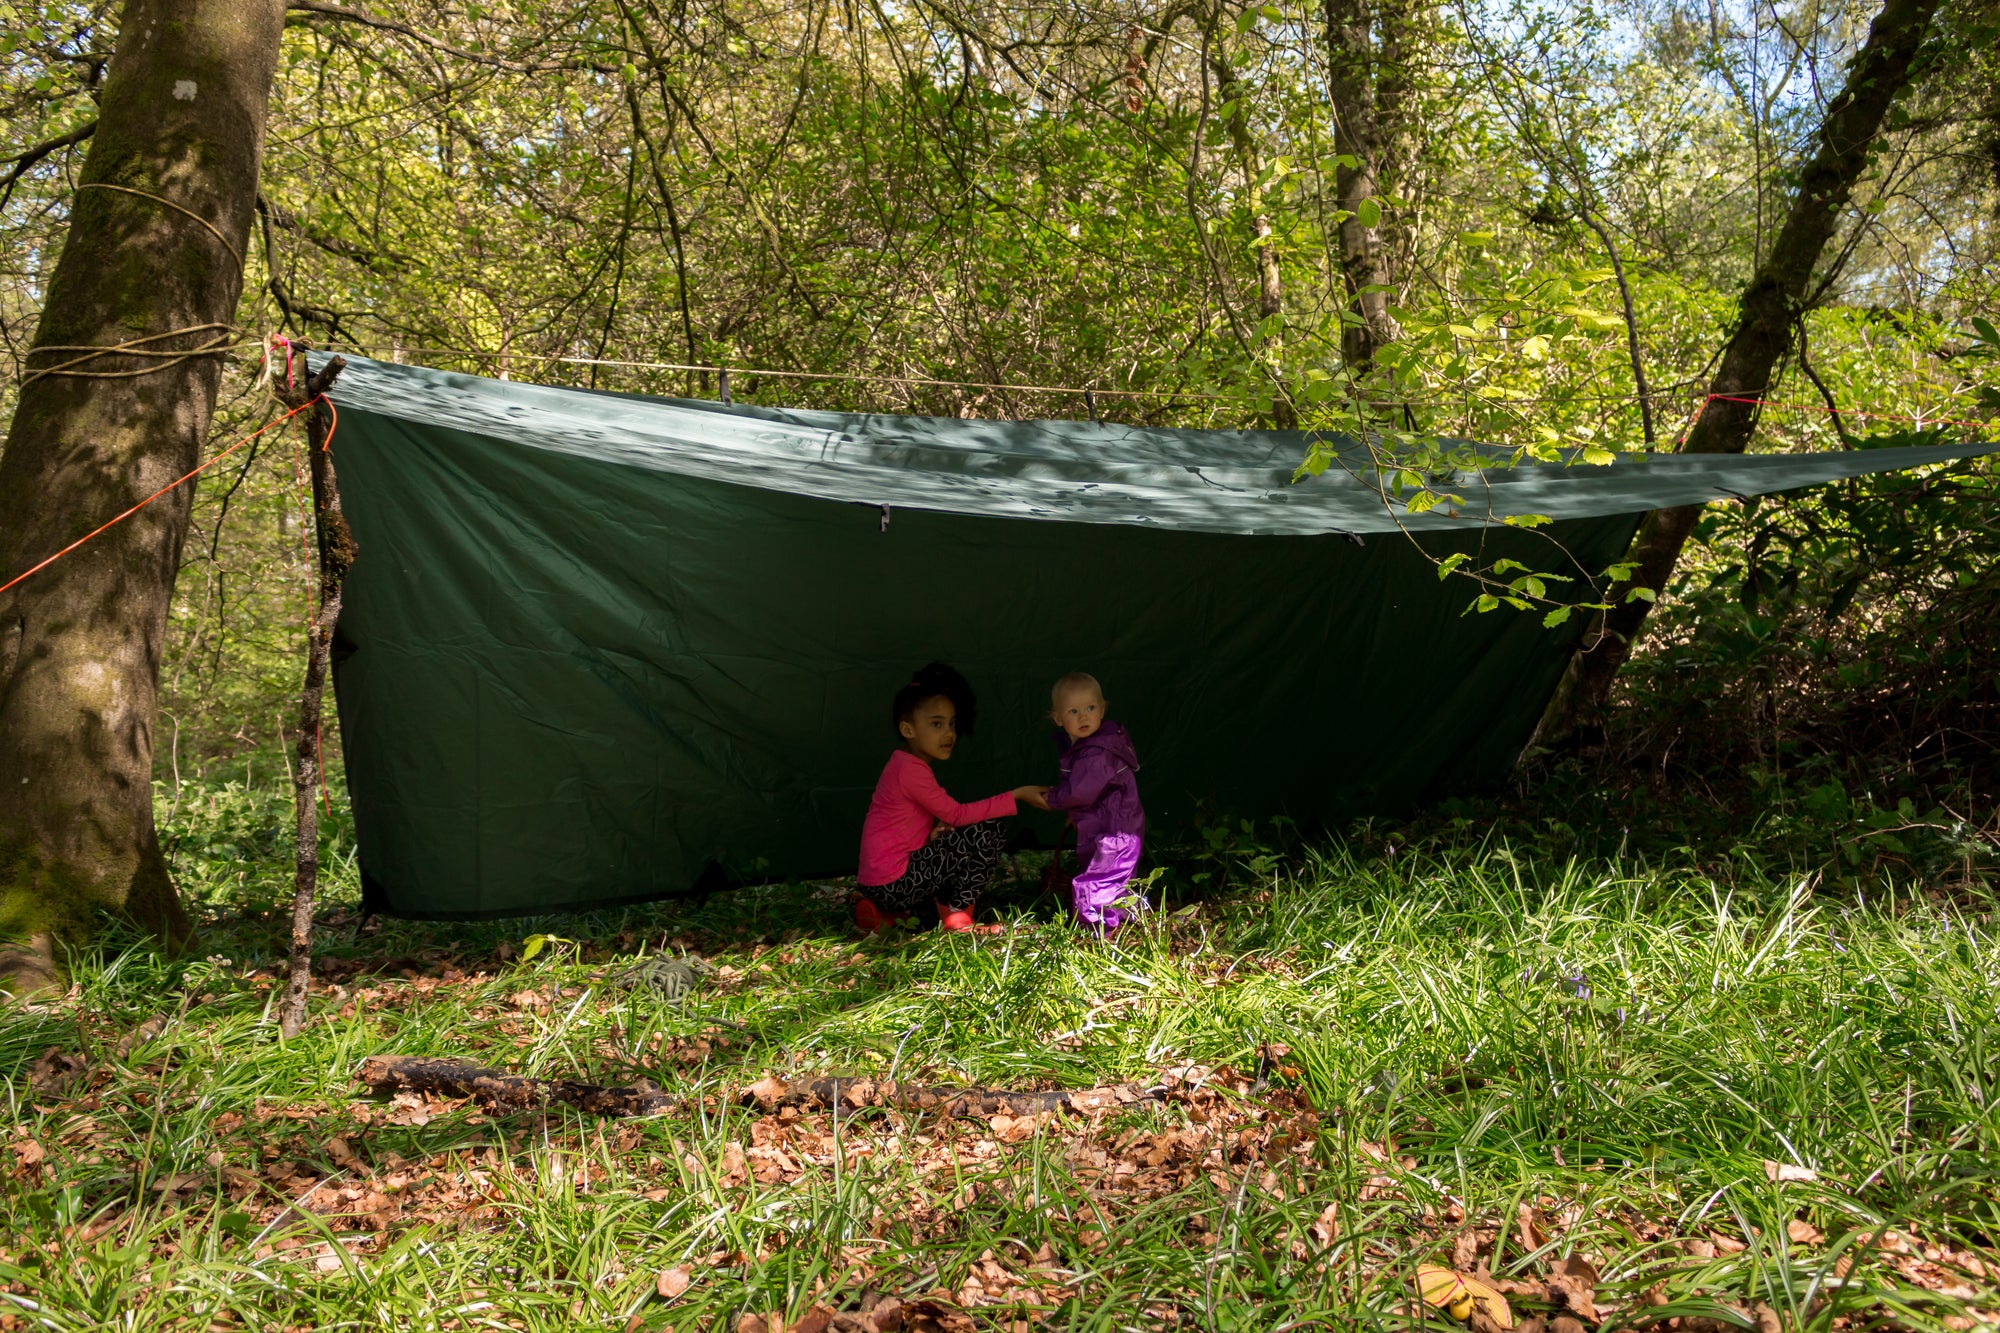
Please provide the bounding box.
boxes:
[1323,0,1419,372]
[278,356,349,1039]
[1209,42,1291,426]
[0,0,287,996]
[1544,0,1945,744]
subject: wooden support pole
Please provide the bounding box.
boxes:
[277,354,349,1039]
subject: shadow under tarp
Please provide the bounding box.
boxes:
[312,355,1992,919]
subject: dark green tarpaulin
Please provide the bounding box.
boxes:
[314,355,1991,918]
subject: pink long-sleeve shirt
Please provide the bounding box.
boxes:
[857,749,1016,886]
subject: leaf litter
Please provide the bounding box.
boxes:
[7,855,2000,1330]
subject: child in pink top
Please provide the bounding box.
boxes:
[856,663,1048,934]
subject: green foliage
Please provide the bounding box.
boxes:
[0,0,1992,771]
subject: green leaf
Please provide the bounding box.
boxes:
[1236,7,1259,31]
[1437,552,1469,580]
[1356,197,1380,229]
[1625,586,1657,603]
[1474,593,1499,613]
[1972,316,1999,347]
[1542,606,1571,628]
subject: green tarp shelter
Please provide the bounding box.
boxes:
[314,354,1991,918]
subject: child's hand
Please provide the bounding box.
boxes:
[1014,785,1051,811]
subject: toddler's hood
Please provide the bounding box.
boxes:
[1059,719,1139,768]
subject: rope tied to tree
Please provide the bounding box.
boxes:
[20,323,247,386]
[72,181,245,271]
[15,183,251,387]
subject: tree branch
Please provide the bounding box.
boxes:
[282,0,616,75]
[0,121,97,210]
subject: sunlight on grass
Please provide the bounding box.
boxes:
[2,781,1996,1330]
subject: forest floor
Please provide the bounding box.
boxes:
[3,779,2000,1332]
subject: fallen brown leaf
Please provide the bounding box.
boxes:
[1787,1218,1824,1246]
[721,1141,748,1188]
[1516,1202,1544,1254]
[1763,1159,1817,1183]
[1547,1254,1599,1322]
[656,1266,690,1299]
[793,1306,836,1333]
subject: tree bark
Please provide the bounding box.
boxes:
[278,356,349,1039]
[0,0,288,997]
[1209,38,1291,426]
[1323,0,1419,372]
[1543,0,1944,743]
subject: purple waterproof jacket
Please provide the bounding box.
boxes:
[1049,721,1145,843]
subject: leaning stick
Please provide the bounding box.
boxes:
[278,354,351,1039]
[356,1055,1165,1120]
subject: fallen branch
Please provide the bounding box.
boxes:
[355,1055,1166,1120]
[358,1056,679,1117]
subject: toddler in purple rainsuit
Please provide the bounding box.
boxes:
[1046,672,1146,934]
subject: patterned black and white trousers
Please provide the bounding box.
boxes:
[858,820,1007,912]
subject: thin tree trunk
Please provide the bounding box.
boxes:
[278,356,349,1039]
[1546,0,1945,742]
[0,0,287,997]
[1323,0,1420,373]
[623,79,700,395]
[1580,208,1656,448]
[1208,43,1291,426]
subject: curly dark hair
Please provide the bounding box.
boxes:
[891,661,977,736]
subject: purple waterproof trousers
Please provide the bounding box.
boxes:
[1073,832,1145,932]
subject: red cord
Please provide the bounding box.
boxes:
[0,397,322,598]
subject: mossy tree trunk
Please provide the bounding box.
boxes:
[0,0,287,996]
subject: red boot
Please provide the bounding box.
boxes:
[853,897,884,935]
[938,903,1003,935]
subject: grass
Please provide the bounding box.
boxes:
[3,776,1999,1331]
